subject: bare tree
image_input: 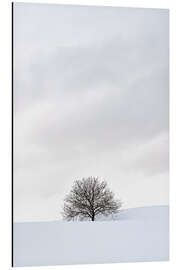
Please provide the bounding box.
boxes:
[62,177,122,221]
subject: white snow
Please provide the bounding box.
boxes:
[13,206,169,267]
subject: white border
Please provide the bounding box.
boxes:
[0,0,180,269]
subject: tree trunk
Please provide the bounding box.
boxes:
[91,214,95,221]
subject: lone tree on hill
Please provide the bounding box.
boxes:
[62,176,121,221]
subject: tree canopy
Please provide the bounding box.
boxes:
[62,177,121,221]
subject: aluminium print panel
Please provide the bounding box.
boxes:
[13,2,169,267]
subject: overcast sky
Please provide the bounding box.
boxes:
[14,3,169,222]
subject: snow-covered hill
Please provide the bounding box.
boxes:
[13,205,169,267]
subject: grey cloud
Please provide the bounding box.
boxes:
[14,3,169,221]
